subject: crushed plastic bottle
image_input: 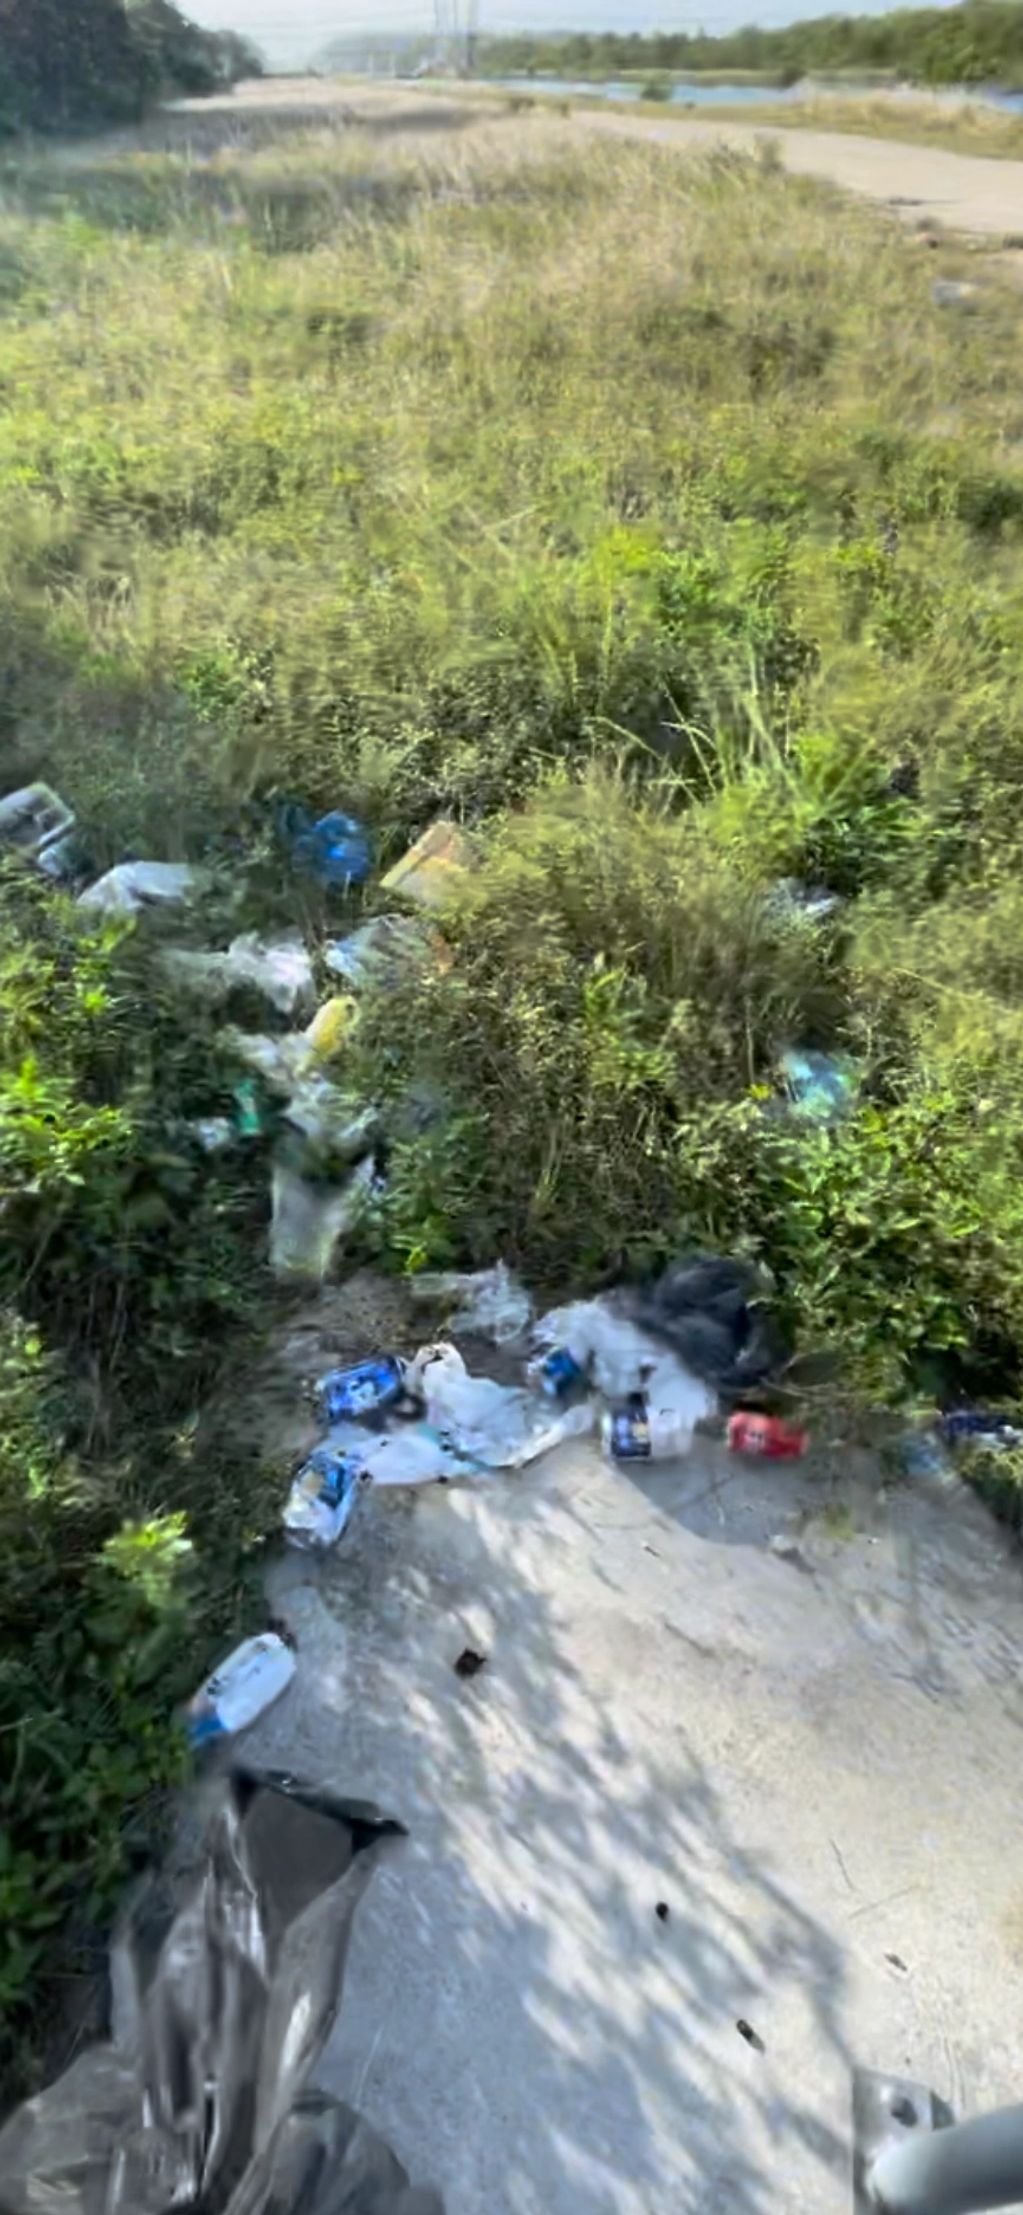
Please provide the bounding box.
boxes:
[727,1410,807,1459]
[186,1632,295,1746]
[316,1355,408,1424]
[284,1432,370,1548]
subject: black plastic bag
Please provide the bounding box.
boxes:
[624,1251,784,1396]
[0,1767,442,2215]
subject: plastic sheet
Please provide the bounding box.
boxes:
[164,932,315,1017]
[79,861,198,917]
[325,914,432,990]
[0,1767,442,2215]
[270,1153,378,1279]
[409,1263,532,1344]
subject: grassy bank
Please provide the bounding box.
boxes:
[4,100,1023,2088]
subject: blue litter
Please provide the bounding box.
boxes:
[315,1355,407,1424]
[288,807,371,889]
[780,1049,857,1125]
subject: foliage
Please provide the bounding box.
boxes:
[482,1,1023,91]
[0,0,262,137]
[0,869,271,2095]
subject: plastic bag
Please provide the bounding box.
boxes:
[286,805,372,888]
[409,1263,532,1344]
[270,1153,378,1279]
[779,1048,857,1125]
[0,1767,442,2215]
[164,932,314,1016]
[325,913,432,990]
[361,1421,491,1488]
[405,1342,595,1469]
[79,861,198,916]
[0,781,75,859]
[622,1253,783,1395]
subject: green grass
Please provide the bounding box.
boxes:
[4,98,1023,2090]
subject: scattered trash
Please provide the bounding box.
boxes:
[454,1646,487,1679]
[382,817,475,910]
[940,1408,1023,1449]
[531,1346,588,1400]
[165,930,315,1016]
[896,1430,952,1481]
[736,2019,765,2053]
[728,1411,808,1459]
[270,1152,378,1279]
[305,992,358,1056]
[410,1261,532,1344]
[886,1952,909,1973]
[316,1354,409,1424]
[186,1631,296,1746]
[284,1430,369,1548]
[0,780,75,862]
[533,1294,718,1421]
[234,1076,263,1137]
[359,1421,487,1487]
[287,805,372,888]
[623,1253,782,1394]
[932,277,976,307]
[79,859,198,917]
[406,1340,595,1468]
[325,911,434,989]
[766,876,841,924]
[0,1766,441,2215]
[602,1390,701,1462]
[190,1114,236,1152]
[221,1025,312,1095]
[283,1086,381,1154]
[768,1532,810,1570]
[655,1901,670,1924]
[779,1047,857,1124]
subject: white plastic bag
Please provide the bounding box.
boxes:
[405,1342,595,1469]
[532,1296,715,1451]
[409,1262,532,1344]
[79,861,197,917]
[324,913,431,990]
[186,1632,295,1746]
[361,1422,489,1488]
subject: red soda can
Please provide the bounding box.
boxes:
[727,1411,807,1459]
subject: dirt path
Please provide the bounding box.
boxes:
[198,79,1023,242]
[250,1423,1023,2214]
[578,103,1023,239]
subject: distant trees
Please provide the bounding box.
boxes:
[0,0,264,134]
[483,1,1023,90]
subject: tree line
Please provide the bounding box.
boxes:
[0,0,263,135]
[482,0,1023,89]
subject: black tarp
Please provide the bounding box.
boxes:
[0,1767,442,2215]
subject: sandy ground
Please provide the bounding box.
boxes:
[248,1411,1023,2215]
[165,78,1023,243]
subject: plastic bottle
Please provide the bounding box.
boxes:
[602,1393,697,1462]
[186,1632,295,1746]
[284,1435,369,1548]
[315,1355,408,1423]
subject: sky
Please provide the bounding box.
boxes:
[186,0,952,68]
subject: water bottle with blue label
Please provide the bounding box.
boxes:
[284,1432,370,1548]
[315,1355,408,1425]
